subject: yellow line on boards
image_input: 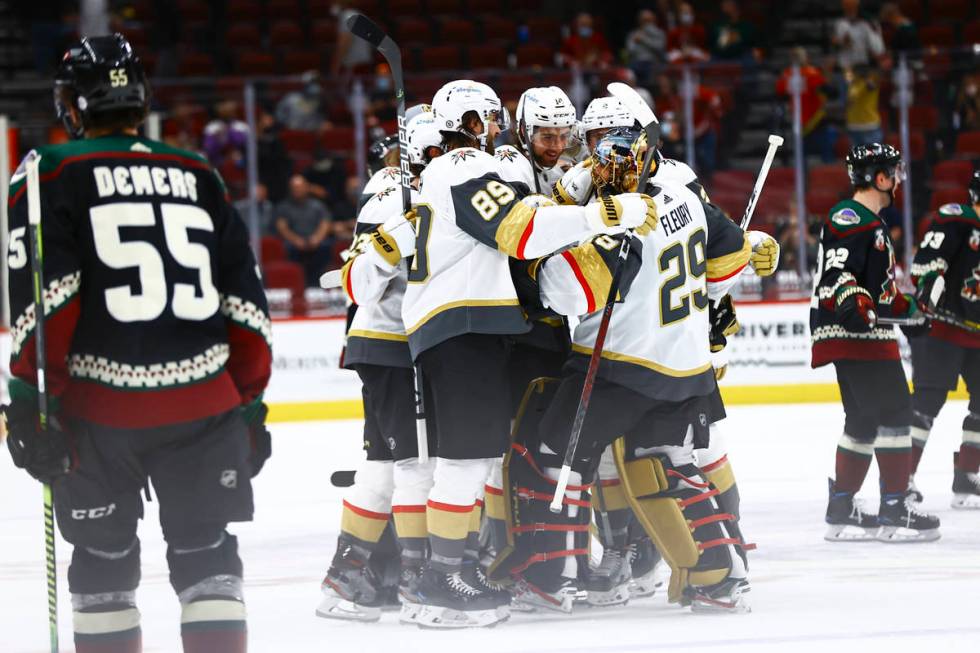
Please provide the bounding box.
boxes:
[265,382,968,423]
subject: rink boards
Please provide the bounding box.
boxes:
[0,300,967,422]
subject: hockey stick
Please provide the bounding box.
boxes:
[549,84,660,513]
[26,153,59,653]
[873,277,980,333]
[346,13,429,464]
[740,134,784,230]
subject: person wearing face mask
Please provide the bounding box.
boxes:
[626,9,667,85]
[955,73,980,132]
[559,13,613,69]
[329,0,373,76]
[275,70,326,131]
[811,143,940,544]
[666,1,707,63]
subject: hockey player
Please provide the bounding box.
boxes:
[907,171,980,509]
[811,143,940,542]
[3,35,272,653]
[513,129,754,613]
[400,79,660,628]
[317,106,443,623]
[358,134,401,209]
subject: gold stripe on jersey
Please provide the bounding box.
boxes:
[340,258,355,302]
[347,329,409,342]
[706,236,752,281]
[563,241,615,308]
[552,178,576,205]
[494,200,539,257]
[405,298,522,335]
[571,344,713,378]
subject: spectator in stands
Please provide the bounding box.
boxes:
[276,175,335,286]
[368,64,399,126]
[709,0,758,63]
[258,110,293,203]
[954,72,980,132]
[656,0,682,30]
[234,182,276,235]
[775,48,837,163]
[831,0,884,70]
[275,71,327,132]
[879,2,919,55]
[330,0,373,76]
[559,13,613,69]
[18,2,73,75]
[626,9,667,85]
[844,61,883,147]
[303,147,350,216]
[202,99,248,168]
[692,77,723,180]
[667,2,709,64]
[653,73,684,161]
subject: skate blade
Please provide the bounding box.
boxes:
[586,584,631,607]
[316,595,382,622]
[951,494,980,510]
[415,604,508,629]
[691,596,751,614]
[629,566,666,599]
[513,586,576,613]
[877,526,941,543]
[399,600,422,624]
[824,524,878,542]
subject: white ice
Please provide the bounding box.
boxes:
[2,401,979,653]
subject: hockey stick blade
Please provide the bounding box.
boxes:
[331,470,356,488]
[320,269,342,289]
[345,13,386,48]
[607,82,657,129]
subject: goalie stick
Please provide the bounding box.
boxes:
[26,153,60,653]
[740,134,784,230]
[346,13,430,464]
[549,83,660,512]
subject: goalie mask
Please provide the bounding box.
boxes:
[516,86,578,170]
[580,96,635,153]
[591,127,647,194]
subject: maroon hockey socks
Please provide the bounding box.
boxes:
[73,606,141,653]
[180,599,247,653]
[874,430,912,495]
[834,434,874,492]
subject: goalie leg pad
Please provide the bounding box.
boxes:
[612,437,744,604]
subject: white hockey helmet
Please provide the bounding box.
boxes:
[516,86,577,145]
[404,104,443,166]
[431,79,509,143]
[581,96,635,133]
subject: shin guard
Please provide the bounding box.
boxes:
[70,540,142,653]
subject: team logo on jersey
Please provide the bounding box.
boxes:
[495,148,519,162]
[450,149,476,164]
[375,186,396,200]
[940,203,963,215]
[969,229,980,251]
[220,470,238,489]
[387,437,397,452]
[832,208,860,226]
[382,167,399,180]
[874,229,887,251]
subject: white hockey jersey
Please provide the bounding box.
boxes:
[539,180,731,401]
[494,145,566,196]
[402,147,605,358]
[555,155,707,207]
[341,185,415,368]
[358,166,401,209]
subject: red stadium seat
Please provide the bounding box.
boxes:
[177,52,214,77]
[468,0,500,10]
[918,24,955,48]
[709,169,754,194]
[388,0,423,16]
[436,17,477,44]
[806,189,844,218]
[263,261,306,296]
[280,129,318,155]
[280,51,324,74]
[930,0,972,22]
[227,22,261,48]
[525,16,563,46]
[885,131,925,161]
[427,0,460,12]
[516,44,555,68]
[930,160,974,189]
[964,20,980,43]
[908,105,939,133]
[270,21,305,47]
[321,126,356,152]
[898,0,923,23]
[420,45,463,71]
[396,18,433,46]
[310,19,339,44]
[228,0,262,22]
[236,52,276,75]
[930,187,965,211]
[266,0,302,21]
[466,44,508,69]
[766,166,797,189]
[808,164,851,195]
[479,15,516,41]
[178,0,210,22]
[954,130,980,157]
[261,236,287,265]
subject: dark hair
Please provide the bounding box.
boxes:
[84,106,148,133]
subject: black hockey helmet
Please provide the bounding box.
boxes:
[54,33,149,140]
[845,143,905,189]
[969,169,980,205]
[367,134,399,175]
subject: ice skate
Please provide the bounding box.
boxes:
[877,492,941,542]
[461,562,511,608]
[510,576,577,613]
[951,468,980,509]
[316,541,384,622]
[415,568,509,629]
[398,565,424,624]
[689,578,751,614]
[584,546,632,607]
[907,477,924,503]
[628,538,664,599]
[824,479,878,541]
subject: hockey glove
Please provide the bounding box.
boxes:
[835,284,876,333]
[3,386,72,484]
[915,271,946,311]
[747,231,780,277]
[242,399,271,477]
[709,295,740,353]
[893,292,931,339]
[369,212,417,269]
[553,158,592,206]
[587,193,658,235]
[963,271,980,303]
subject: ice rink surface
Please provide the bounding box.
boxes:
[2,401,979,653]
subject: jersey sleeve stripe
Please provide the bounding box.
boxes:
[341,258,356,304]
[515,212,536,259]
[706,238,752,282]
[561,250,597,313]
[495,201,537,257]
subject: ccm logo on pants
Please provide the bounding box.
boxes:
[71,504,117,520]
